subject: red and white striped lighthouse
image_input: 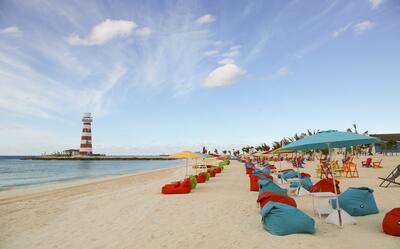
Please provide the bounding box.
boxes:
[79,112,93,156]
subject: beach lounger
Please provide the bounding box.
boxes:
[378,165,400,187]
[344,162,359,178]
[362,158,372,168]
[372,159,383,168]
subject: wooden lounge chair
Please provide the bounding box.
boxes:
[372,159,383,168]
[378,165,400,187]
[319,162,333,179]
[343,161,359,178]
[362,157,372,168]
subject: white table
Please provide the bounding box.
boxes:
[310,192,337,218]
[287,178,301,195]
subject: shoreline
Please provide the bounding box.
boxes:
[0,162,185,203]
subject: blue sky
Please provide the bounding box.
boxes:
[0,0,399,155]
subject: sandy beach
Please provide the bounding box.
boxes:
[1,156,399,249]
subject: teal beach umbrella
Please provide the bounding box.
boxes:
[280,130,379,151]
[280,130,379,227]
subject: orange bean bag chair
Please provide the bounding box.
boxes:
[257,192,297,209]
[382,208,400,236]
[196,173,207,183]
[161,178,192,194]
[249,174,260,191]
[309,178,340,194]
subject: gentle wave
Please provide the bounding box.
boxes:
[0,159,183,190]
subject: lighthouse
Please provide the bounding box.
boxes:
[79,112,93,156]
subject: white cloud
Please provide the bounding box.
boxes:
[0,26,20,35]
[203,64,246,88]
[369,0,384,9]
[229,45,241,51]
[218,58,235,65]
[353,21,376,35]
[213,40,223,46]
[203,50,219,57]
[332,24,351,38]
[136,27,152,37]
[67,19,137,46]
[223,49,240,57]
[268,67,290,80]
[195,14,216,25]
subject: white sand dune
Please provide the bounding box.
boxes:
[0,156,399,249]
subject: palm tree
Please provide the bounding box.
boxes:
[346,124,369,156]
[272,141,282,150]
[346,124,368,135]
[262,143,271,152]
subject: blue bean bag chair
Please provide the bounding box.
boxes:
[262,167,271,175]
[290,177,313,190]
[332,187,379,216]
[282,170,299,181]
[259,179,288,196]
[252,168,271,178]
[245,162,253,169]
[261,202,316,236]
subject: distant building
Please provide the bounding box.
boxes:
[63,149,80,156]
[370,133,400,153]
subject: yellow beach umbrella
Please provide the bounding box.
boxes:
[169,151,203,159]
[254,153,274,157]
[169,151,204,176]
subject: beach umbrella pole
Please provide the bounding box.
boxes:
[325,143,356,227]
[185,159,188,177]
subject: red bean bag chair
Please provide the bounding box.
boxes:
[246,167,254,174]
[161,178,192,194]
[259,171,273,181]
[208,169,217,177]
[382,208,400,236]
[257,192,297,209]
[249,174,260,191]
[309,178,340,194]
[196,173,207,183]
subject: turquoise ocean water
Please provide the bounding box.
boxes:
[0,157,182,191]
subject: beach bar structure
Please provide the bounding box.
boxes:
[79,112,93,156]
